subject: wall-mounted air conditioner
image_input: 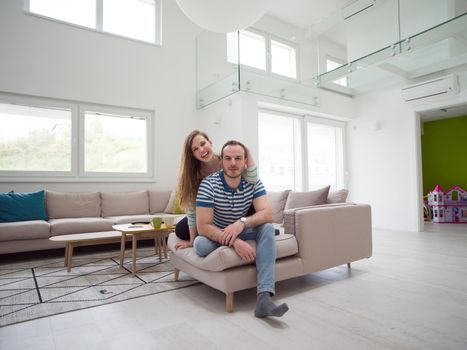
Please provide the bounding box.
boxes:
[401,74,460,102]
[342,0,376,20]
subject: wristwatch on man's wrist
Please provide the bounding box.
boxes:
[240,217,248,228]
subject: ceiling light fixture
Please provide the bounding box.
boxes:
[175,0,268,33]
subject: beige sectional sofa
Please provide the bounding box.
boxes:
[168,189,372,312]
[1,187,372,314]
[0,190,178,254]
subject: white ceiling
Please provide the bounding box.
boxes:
[265,0,350,29]
[265,0,349,45]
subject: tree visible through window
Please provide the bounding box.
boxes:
[0,94,153,180]
[84,112,147,173]
[0,103,71,172]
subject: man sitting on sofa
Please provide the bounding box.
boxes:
[193,140,289,318]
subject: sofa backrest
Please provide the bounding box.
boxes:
[46,191,101,219]
[149,190,172,214]
[101,191,149,217]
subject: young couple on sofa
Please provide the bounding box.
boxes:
[173,130,288,318]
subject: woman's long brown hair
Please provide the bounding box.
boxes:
[177,130,214,211]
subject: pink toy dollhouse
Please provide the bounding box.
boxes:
[427,185,467,223]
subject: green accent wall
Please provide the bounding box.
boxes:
[421,115,467,196]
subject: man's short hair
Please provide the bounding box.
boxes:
[221,140,247,159]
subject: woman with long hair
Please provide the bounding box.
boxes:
[174,130,258,249]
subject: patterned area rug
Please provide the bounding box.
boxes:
[0,247,198,327]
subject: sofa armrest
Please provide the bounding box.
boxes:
[284,203,372,273]
[283,202,355,234]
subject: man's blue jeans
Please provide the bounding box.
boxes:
[193,223,276,295]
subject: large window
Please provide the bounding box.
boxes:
[227,30,298,79]
[0,103,72,172]
[0,93,154,181]
[258,110,345,191]
[27,0,161,45]
[306,122,344,190]
[258,112,302,191]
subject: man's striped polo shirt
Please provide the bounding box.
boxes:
[196,170,266,229]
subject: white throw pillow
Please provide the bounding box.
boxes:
[267,190,291,223]
[327,189,349,204]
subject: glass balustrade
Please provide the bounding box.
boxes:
[317,0,467,94]
[196,0,467,108]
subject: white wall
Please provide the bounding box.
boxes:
[399,0,461,39]
[197,31,236,90]
[347,86,418,231]
[345,0,400,62]
[348,71,467,231]
[0,0,201,192]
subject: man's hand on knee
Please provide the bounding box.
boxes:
[232,239,255,262]
[220,221,244,246]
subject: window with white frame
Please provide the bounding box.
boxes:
[306,122,344,189]
[83,110,148,173]
[271,39,297,79]
[27,0,161,45]
[227,30,298,79]
[0,102,72,172]
[258,112,302,191]
[238,30,267,70]
[326,57,348,87]
[258,109,345,191]
[0,93,154,181]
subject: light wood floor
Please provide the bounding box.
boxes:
[1,223,467,349]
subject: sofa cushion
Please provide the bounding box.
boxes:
[268,190,290,223]
[148,190,172,214]
[46,191,100,219]
[106,214,153,225]
[0,220,50,241]
[168,233,298,272]
[327,189,349,203]
[284,186,330,210]
[0,190,48,222]
[101,191,149,217]
[49,217,114,236]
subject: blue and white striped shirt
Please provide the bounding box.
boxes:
[196,170,266,229]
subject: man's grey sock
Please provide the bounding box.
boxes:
[254,292,289,318]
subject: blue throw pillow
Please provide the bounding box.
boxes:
[0,190,48,222]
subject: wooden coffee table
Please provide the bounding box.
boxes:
[112,223,175,276]
[50,231,122,272]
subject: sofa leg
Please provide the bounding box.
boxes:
[347,262,351,268]
[226,293,234,313]
[174,268,179,281]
